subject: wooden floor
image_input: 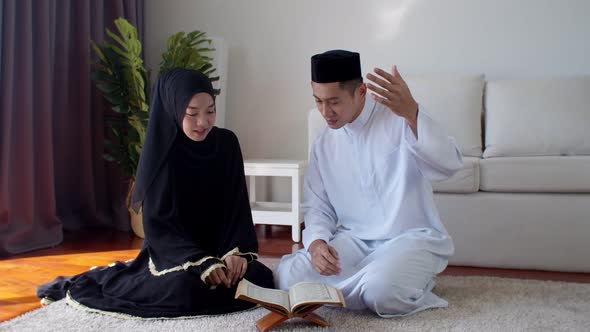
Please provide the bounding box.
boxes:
[1,225,589,322]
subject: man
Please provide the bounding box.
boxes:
[275,50,463,317]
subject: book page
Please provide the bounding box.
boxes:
[289,282,343,311]
[237,279,290,311]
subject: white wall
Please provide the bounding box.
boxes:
[146,0,590,199]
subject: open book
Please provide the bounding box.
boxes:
[235,279,345,317]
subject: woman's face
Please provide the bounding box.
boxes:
[182,93,216,141]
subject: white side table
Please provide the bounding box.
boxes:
[244,159,308,242]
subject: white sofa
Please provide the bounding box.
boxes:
[308,76,590,273]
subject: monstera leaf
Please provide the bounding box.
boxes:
[91,18,148,178]
[91,17,219,180]
[159,31,220,95]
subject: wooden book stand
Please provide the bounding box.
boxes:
[255,305,329,332]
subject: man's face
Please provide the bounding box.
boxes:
[311,81,366,129]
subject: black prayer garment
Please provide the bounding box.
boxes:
[37,68,274,318]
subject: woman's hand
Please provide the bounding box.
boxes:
[224,255,248,286]
[205,266,230,288]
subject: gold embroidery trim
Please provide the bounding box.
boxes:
[148,248,258,278]
[148,256,218,277]
[220,247,240,260]
[65,290,257,320]
[220,247,259,261]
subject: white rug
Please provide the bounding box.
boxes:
[2,276,589,331]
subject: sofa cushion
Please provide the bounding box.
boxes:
[484,77,590,158]
[480,156,590,192]
[433,157,480,193]
[406,75,484,157]
[435,192,590,272]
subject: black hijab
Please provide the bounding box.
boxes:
[130,68,258,276]
[131,68,215,212]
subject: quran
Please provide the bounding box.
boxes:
[235,279,345,331]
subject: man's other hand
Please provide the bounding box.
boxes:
[308,240,341,276]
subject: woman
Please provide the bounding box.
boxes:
[37,68,274,318]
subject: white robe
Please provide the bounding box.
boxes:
[276,98,463,316]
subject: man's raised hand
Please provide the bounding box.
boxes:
[366,65,419,134]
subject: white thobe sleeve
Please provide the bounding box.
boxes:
[301,145,337,250]
[403,105,464,182]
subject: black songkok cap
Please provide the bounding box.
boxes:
[311,50,362,83]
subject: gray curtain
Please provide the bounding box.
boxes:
[0,0,144,256]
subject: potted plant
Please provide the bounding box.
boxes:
[91,18,219,237]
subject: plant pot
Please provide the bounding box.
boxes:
[126,180,145,238]
[129,206,144,238]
